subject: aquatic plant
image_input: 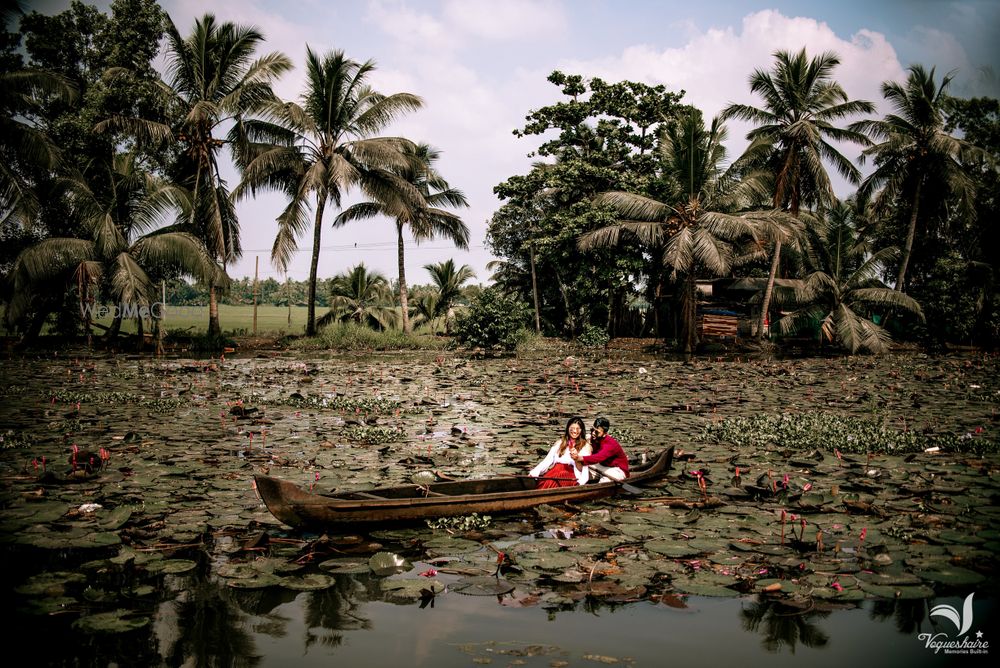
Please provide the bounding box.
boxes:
[702,411,998,454]
[425,513,492,531]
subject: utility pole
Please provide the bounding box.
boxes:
[286,274,292,327]
[252,256,259,336]
[157,279,166,356]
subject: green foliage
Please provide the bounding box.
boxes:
[291,322,446,351]
[489,71,684,337]
[577,324,609,348]
[240,392,406,415]
[910,250,989,345]
[702,412,998,455]
[425,513,492,531]
[455,287,529,351]
[343,425,406,444]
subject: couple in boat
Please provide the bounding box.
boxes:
[529,416,629,489]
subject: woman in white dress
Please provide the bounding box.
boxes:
[529,416,592,488]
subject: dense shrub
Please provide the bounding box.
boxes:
[577,324,610,348]
[455,288,530,352]
[291,322,445,351]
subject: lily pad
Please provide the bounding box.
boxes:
[645,540,702,558]
[318,558,370,574]
[380,578,445,599]
[146,559,198,575]
[224,573,283,589]
[15,571,87,595]
[450,576,516,596]
[859,582,936,599]
[280,574,336,591]
[672,578,739,597]
[71,609,150,634]
[369,551,411,576]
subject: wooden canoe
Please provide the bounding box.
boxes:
[254,447,674,529]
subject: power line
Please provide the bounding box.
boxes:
[239,243,488,253]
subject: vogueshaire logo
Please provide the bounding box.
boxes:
[917,593,990,655]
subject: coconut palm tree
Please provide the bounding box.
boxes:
[423,259,476,333]
[332,143,469,333]
[236,47,422,335]
[98,14,291,336]
[580,111,787,353]
[6,151,221,342]
[0,65,76,226]
[773,199,923,354]
[721,48,875,339]
[853,65,985,294]
[408,289,442,331]
[317,263,398,330]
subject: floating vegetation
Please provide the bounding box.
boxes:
[0,429,33,449]
[702,411,999,454]
[425,513,492,531]
[241,393,407,415]
[343,425,407,444]
[2,350,999,665]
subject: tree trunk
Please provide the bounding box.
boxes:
[758,239,782,340]
[554,270,575,336]
[681,273,698,354]
[896,178,923,294]
[104,311,123,341]
[208,284,221,337]
[397,222,411,334]
[306,198,327,337]
[135,315,144,351]
[529,243,541,333]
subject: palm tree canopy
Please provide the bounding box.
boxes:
[854,64,984,218]
[237,47,424,272]
[318,262,398,330]
[721,48,875,212]
[773,202,923,354]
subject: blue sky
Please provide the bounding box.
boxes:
[21,1,1000,284]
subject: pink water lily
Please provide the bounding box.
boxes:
[419,568,438,577]
[831,582,844,592]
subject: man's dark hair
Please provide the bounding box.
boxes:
[593,417,610,430]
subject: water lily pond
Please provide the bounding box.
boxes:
[1,348,998,665]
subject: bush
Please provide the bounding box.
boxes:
[291,322,446,351]
[455,288,529,352]
[577,324,609,348]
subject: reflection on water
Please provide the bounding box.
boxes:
[740,598,831,652]
[10,548,996,667]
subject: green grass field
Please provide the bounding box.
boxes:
[95,304,310,335]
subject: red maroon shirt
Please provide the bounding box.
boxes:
[581,435,629,476]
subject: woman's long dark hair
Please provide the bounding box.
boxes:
[558,416,587,455]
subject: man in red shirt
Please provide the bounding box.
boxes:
[573,417,629,482]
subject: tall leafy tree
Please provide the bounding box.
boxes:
[581,111,788,352]
[100,14,291,336]
[237,47,422,335]
[333,142,468,333]
[490,72,684,336]
[854,65,985,294]
[318,263,397,330]
[722,48,874,339]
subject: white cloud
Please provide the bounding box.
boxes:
[559,10,909,197]
[442,0,567,41]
